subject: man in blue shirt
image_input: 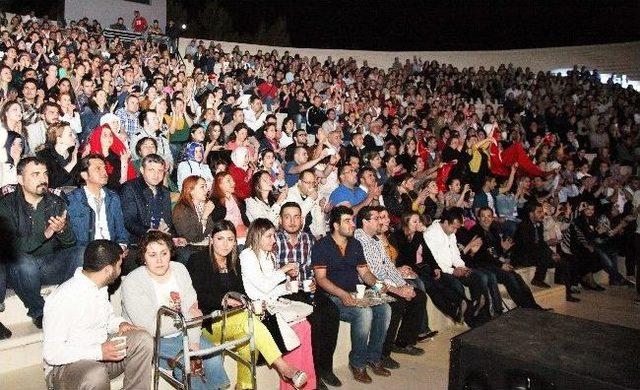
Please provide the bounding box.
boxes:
[329,165,378,214]
[312,205,392,384]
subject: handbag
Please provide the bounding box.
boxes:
[267,298,313,324]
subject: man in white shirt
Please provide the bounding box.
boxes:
[243,95,267,132]
[423,207,487,326]
[285,169,327,238]
[43,239,153,389]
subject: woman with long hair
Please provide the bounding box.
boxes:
[1,131,24,186]
[187,220,309,389]
[173,175,217,250]
[36,121,79,188]
[203,121,227,165]
[210,171,249,242]
[240,219,314,389]
[83,124,135,190]
[79,89,109,140]
[0,100,25,137]
[245,170,288,226]
[120,231,229,390]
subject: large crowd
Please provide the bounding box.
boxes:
[0,9,639,390]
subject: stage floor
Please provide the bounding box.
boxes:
[4,281,638,390]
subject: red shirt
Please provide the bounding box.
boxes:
[132,16,148,33]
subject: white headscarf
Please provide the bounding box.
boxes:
[231,146,249,170]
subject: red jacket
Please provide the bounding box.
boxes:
[228,163,251,200]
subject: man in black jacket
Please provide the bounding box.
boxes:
[120,154,186,273]
[0,157,83,329]
[512,201,558,288]
[467,207,541,310]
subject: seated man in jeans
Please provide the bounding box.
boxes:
[0,157,84,329]
[355,206,426,369]
[43,239,153,389]
[312,205,392,384]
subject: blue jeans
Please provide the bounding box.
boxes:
[594,248,625,283]
[329,295,391,369]
[159,335,229,390]
[7,246,85,319]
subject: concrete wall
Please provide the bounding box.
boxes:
[64,0,166,30]
[178,37,640,82]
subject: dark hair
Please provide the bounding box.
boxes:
[358,166,376,182]
[139,231,174,264]
[441,207,464,225]
[356,206,377,228]
[138,109,155,127]
[330,205,353,233]
[135,137,157,157]
[525,200,542,216]
[77,153,106,186]
[476,206,493,218]
[5,131,24,166]
[141,153,165,167]
[83,239,123,272]
[280,201,301,216]
[249,170,275,204]
[209,219,238,274]
[16,156,45,176]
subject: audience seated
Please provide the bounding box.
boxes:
[312,206,392,384]
[43,240,153,390]
[120,231,228,389]
[0,156,84,328]
[67,155,129,247]
[0,12,639,388]
[240,218,313,389]
[188,220,307,390]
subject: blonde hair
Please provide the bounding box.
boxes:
[45,121,71,146]
[244,218,275,255]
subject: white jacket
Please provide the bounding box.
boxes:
[245,197,283,226]
[240,248,288,302]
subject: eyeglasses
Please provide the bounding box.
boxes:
[300,179,316,185]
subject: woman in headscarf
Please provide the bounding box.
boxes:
[176,141,214,191]
[228,146,254,200]
[83,124,135,191]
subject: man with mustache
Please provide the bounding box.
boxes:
[0,157,84,329]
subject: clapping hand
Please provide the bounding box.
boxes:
[45,210,68,239]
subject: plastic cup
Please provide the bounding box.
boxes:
[303,280,313,292]
[356,284,366,299]
[289,280,299,293]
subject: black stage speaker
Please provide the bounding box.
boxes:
[449,308,640,390]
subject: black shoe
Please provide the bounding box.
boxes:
[381,355,400,369]
[0,322,11,340]
[531,279,551,288]
[417,330,439,342]
[623,279,636,288]
[32,316,43,329]
[318,370,342,387]
[391,344,425,356]
[566,295,581,303]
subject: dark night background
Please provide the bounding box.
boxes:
[2,0,640,50]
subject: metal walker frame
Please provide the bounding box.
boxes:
[152,292,257,390]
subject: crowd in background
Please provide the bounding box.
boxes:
[0,10,639,390]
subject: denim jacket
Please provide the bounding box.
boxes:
[66,187,129,246]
